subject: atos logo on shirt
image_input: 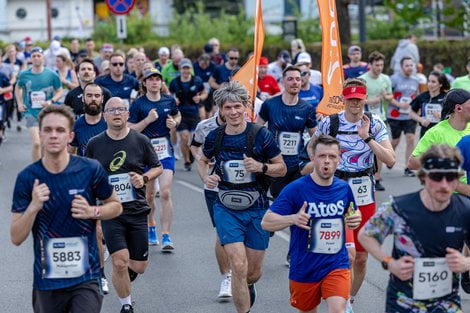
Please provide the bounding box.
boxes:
[308,200,345,218]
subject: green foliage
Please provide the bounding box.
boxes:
[297,18,322,43]
[92,12,156,44]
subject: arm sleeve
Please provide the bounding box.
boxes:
[128,99,141,123]
[11,171,33,213]
[258,100,269,121]
[170,98,179,116]
[191,122,205,147]
[258,128,281,160]
[372,116,389,143]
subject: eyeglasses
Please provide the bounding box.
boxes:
[300,71,310,77]
[104,107,128,114]
[229,57,239,60]
[111,62,124,67]
[427,172,460,182]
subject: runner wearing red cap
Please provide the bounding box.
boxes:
[258,57,281,100]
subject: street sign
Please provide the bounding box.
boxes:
[105,0,136,15]
[116,15,127,39]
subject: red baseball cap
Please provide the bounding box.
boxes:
[259,57,268,66]
[343,85,367,100]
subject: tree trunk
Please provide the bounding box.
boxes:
[336,0,351,45]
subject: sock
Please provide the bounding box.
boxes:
[222,272,231,279]
[119,295,132,306]
[100,267,106,279]
[162,231,170,235]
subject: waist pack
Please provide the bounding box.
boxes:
[218,189,260,211]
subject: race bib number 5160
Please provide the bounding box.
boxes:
[413,258,452,300]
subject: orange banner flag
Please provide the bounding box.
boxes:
[232,0,265,121]
[316,0,345,116]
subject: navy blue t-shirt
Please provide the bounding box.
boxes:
[299,83,323,112]
[203,123,281,210]
[11,156,113,290]
[95,74,139,101]
[169,76,205,117]
[129,94,179,140]
[457,135,470,184]
[194,61,217,83]
[343,63,369,80]
[71,115,107,156]
[211,64,238,85]
[258,95,317,168]
[270,175,355,282]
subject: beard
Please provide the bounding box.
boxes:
[84,101,102,116]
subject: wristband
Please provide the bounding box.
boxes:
[364,136,373,144]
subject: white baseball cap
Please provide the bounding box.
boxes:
[296,52,311,65]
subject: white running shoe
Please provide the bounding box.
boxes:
[101,277,109,295]
[217,275,232,301]
[345,299,354,313]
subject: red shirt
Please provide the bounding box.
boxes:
[258,75,281,95]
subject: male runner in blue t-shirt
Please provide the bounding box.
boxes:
[257,65,317,198]
[129,68,181,251]
[198,81,287,313]
[95,53,139,106]
[262,135,362,313]
[10,105,122,313]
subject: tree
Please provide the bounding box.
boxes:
[336,0,352,45]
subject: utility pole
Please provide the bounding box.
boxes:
[358,0,366,42]
[46,0,52,41]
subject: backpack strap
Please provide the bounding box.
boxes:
[246,123,263,158]
[328,113,340,137]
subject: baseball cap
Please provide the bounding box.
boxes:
[53,35,61,41]
[31,46,44,54]
[278,50,291,63]
[143,68,163,80]
[50,40,61,55]
[158,47,170,56]
[442,89,470,118]
[348,45,361,54]
[259,57,268,66]
[179,58,192,68]
[343,85,367,100]
[296,52,311,65]
[101,43,114,53]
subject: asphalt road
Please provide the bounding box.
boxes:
[1,122,469,313]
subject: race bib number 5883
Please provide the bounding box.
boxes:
[43,237,89,279]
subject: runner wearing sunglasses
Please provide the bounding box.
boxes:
[359,144,470,313]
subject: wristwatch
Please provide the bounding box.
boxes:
[381,256,392,270]
[143,175,150,184]
[262,163,268,174]
[364,136,373,143]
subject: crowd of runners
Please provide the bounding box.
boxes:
[2,35,470,313]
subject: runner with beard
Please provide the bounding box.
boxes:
[65,59,112,117]
[68,82,110,295]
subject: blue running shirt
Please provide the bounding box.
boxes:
[270,175,355,282]
[11,156,113,290]
[70,115,107,156]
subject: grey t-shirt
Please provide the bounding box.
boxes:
[388,73,420,121]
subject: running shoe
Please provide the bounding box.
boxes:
[148,225,159,246]
[184,162,191,172]
[128,267,138,282]
[375,180,385,191]
[248,283,256,308]
[101,277,109,294]
[285,253,290,267]
[161,234,174,252]
[404,168,416,177]
[217,274,232,301]
[16,125,21,132]
[120,304,134,313]
[461,271,470,293]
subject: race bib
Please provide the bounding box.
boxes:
[348,176,374,205]
[222,160,255,184]
[43,237,89,279]
[413,258,452,300]
[424,103,442,124]
[30,91,46,109]
[278,132,301,156]
[151,137,171,160]
[109,173,135,203]
[308,218,344,254]
[399,96,411,114]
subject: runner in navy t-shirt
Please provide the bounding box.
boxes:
[10,105,121,313]
[129,68,181,251]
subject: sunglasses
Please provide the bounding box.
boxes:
[229,57,239,60]
[427,172,459,182]
[104,107,128,114]
[300,71,310,77]
[111,62,124,67]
